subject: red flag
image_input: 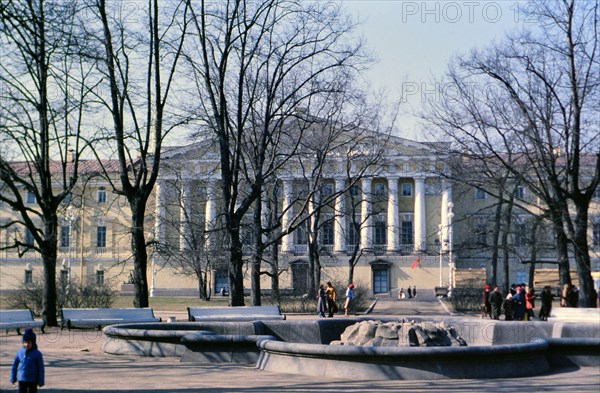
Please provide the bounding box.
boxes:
[410,256,421,269]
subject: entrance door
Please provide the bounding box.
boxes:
[291,263,309,295]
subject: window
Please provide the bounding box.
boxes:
[401,183,412,197]
[475,188,487,200]
[322,183,333,197]
[96,270,104,285]
[295,223,308,245]
[400,221,413,245]
[24,269,33,284]
[475,217,487,245]
[96,225,106,248]
[374,183,386,196]
[374,215,386,245]
[25,228,34,246]
[373,269,389,293]
[321,219,334,245]
[347,221,360,245]
[593,224,600,247]
[26,190,36,204]
[97,187,107,204]
[350,185,359,197]
[514,223,527,246]
[60,225,70,248]
[514,186,525,200]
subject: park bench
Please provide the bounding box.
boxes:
[61,307,161,330]
[187,305,285,322]
[548,307,600,323]
[0,309,46,335]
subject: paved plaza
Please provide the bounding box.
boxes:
[1,295,599,392]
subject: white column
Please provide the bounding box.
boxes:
[387,177,399,252]
[334,178,346,253]
[155,180,166,245]
[204,181,217,249]
[441,181,452,251]
[261,198,268,243]
[360,177,372,250]
[280,179,294,253]
[414,176,426,251]
[180,181,192,251]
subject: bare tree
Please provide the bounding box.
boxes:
[424,0,599,306]
[0,0,90,326]
[184,0,370,306]
[81,0,190,307]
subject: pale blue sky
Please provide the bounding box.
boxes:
[342,0,529,138]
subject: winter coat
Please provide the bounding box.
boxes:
[11,345,44,386]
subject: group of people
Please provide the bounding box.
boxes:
[398,286,417,299]
[317,282,354,317]
[481,283,554,321]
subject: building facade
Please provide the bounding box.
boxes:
[2,136,600,297]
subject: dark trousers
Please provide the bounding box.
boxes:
[18,381,38,393]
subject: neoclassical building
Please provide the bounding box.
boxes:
[2,136,600,297]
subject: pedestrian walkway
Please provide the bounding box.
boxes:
[1,295,598,392]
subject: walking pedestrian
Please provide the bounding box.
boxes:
[344,283,354,316]
[325,281,337,317]
[489,286,503,320]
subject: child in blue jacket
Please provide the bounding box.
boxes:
[10,328,45,392]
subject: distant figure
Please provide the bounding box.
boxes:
[407,286,413,299]
[344,283,354,316]
[538,286,553,321]
[412,286,417,298]
[481,284,491,319]
[525,288,536,320]
[11,328,44,392]
[325,281,337,317]
[513,286,526,321]
[316,284,327,318]
[489,286,503,320]
[504,287,516,321]
[399,288,406,299]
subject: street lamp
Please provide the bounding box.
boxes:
[438,224,443,287]
[65,205,77,293]
[447,202,455,298]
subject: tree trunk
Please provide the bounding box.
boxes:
[573,205,595,307]
[229,226,245,306]
[131,201,149,308]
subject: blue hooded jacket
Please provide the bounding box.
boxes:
[10,329,45,386]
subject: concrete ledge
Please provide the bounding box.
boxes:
[256,339,551,380]
[544,337,600,368]
[103,323,213,357]
[180,333,277,363]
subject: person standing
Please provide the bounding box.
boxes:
[513,286,526,321]
[525,287,536,320]
[489,286,503,320]
[504,287,516,321]
[344,283,354,316]
[538,286,553,321]
[316,284,327,317]
[412,286,417,298]
[325,281,337,317]
[481,284,491,319]
[407,286,413,299]
[10,328,44,393]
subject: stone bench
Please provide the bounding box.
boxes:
[0,309,46,335]
[61,307,161,330]
[187,305,285,322]
[548,307,600,323]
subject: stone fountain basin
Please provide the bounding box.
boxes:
[102,318,600,380]
[256,338,550,380]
